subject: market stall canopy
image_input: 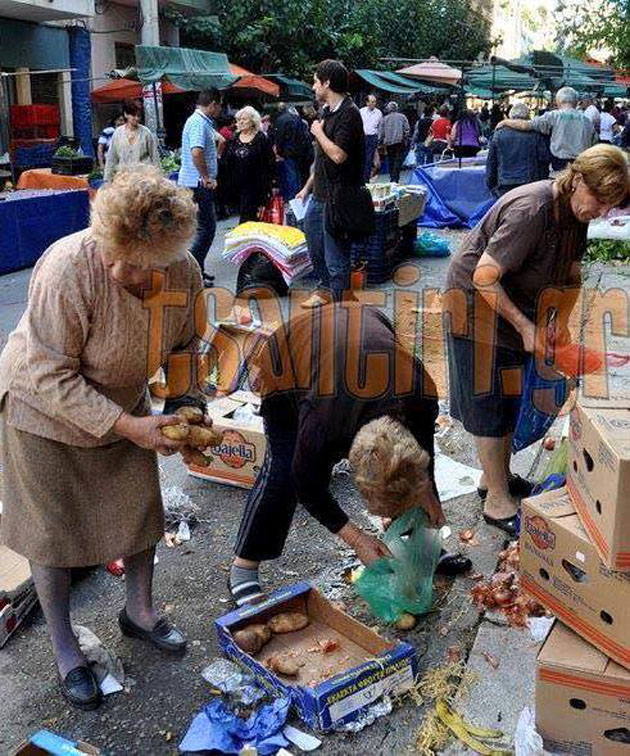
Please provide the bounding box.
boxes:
[465,63,537,93]
[91,77,184,103]
[135,45,239,90]
[265,74,313,101]
[229,64,279,97]
[396,58,462,85]
[353,69,449,95]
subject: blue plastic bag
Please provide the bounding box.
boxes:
[179,697,290,754]
[355,508,441,623]
[512,357,569,453]
[414,231,451,257]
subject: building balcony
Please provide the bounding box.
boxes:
[0,0,94,21]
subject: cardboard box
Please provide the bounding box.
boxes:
[187,389,266,489]
[0,544,37,648]
[520,487,630,670]
[567,398,630,571]
[215,582,417,731]
[13,729,102,755]
[537,621,630,754]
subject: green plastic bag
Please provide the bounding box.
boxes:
[355,508,441,622]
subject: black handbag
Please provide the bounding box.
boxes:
[325,182,375,238]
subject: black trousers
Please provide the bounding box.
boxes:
[234,399,299,562]
[387,143,405,182]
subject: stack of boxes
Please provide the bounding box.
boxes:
[519,396,630,753]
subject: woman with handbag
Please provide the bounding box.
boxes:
[300,59,374,308]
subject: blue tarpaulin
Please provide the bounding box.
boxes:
[411,159,495,229]
[0,190,90,274]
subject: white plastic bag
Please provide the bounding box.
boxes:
[403,148,417,168]
[514,707,548,756]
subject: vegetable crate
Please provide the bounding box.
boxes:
[51,156,94,176]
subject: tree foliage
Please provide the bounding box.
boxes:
[162,0,491,79]
[555,0,630,68]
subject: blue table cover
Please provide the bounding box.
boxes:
[0,189,90,274]
[411,158,495,229]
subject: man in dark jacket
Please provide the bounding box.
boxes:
[228,303,471,606]
[486,102,551,197]
[272,103,312,200]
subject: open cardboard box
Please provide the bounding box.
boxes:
[567,396,630,571]
[13,729,102,755]
[215,582,417,731]
[537,621,630,754]
[520,487,630,670]
[187,389,266,489]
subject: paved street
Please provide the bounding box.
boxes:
[0,217,628,754]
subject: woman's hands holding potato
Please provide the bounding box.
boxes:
[114,413,185,456]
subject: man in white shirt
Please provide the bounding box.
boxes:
[599,103,619,143]
[581,97,601,134]
[360,94,382,181]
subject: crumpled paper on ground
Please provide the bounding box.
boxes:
[179,697,290,754]
[73,624,124,695]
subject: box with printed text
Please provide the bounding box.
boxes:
[520,487,630,670]
[215,582,417,731]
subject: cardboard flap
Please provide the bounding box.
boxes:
[0,545,32,596]
[230,390,261,407]
[539,622,607,674]
[604,658,630,682]
[522,488,576,519]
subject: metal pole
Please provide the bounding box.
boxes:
[2,75,16,186]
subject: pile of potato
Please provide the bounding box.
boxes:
[160,406,223,467]
[232,611,310,677]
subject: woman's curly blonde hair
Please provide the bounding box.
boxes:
[91,165,197,267]
[349,415,432,518]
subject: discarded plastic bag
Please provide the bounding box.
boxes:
[355,508,441,622]
[178,697,290,754]
[403,149,417,169]
[201,658,267,706]
[73,625,124,695]
[512,357,569,453]
[414,231,451,257]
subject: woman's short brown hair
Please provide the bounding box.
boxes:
[556,144,629,207]
[91,166,197,267]
[349,415,432,518]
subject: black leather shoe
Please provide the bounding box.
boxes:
[435,552,473,576]
[478,474,535,501]
[118,609,187,654]
[58,665,102,711]
[483,513,519,538]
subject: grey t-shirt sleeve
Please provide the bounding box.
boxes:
[530,111,555,135]
[484,200,546,273]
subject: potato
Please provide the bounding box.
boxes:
[233,627,264,655]
[188,425,223,448]
[176,406,205,424]
[267,612,309,634]
[395,612,417,630]
[184,448,211,468]
[232,623,272,655]
[161,423,190,441]
[268,654,300,677]
[250,623,272,645]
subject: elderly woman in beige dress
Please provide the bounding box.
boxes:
[0,167,204,711]
[103,99,160,182]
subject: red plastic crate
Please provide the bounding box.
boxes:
[10,104,60,128]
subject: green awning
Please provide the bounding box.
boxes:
[466,64,536,92]
[266,74,313,100]
[464,86,495,99]
[354,69,446,95]
[135,45,239,91]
